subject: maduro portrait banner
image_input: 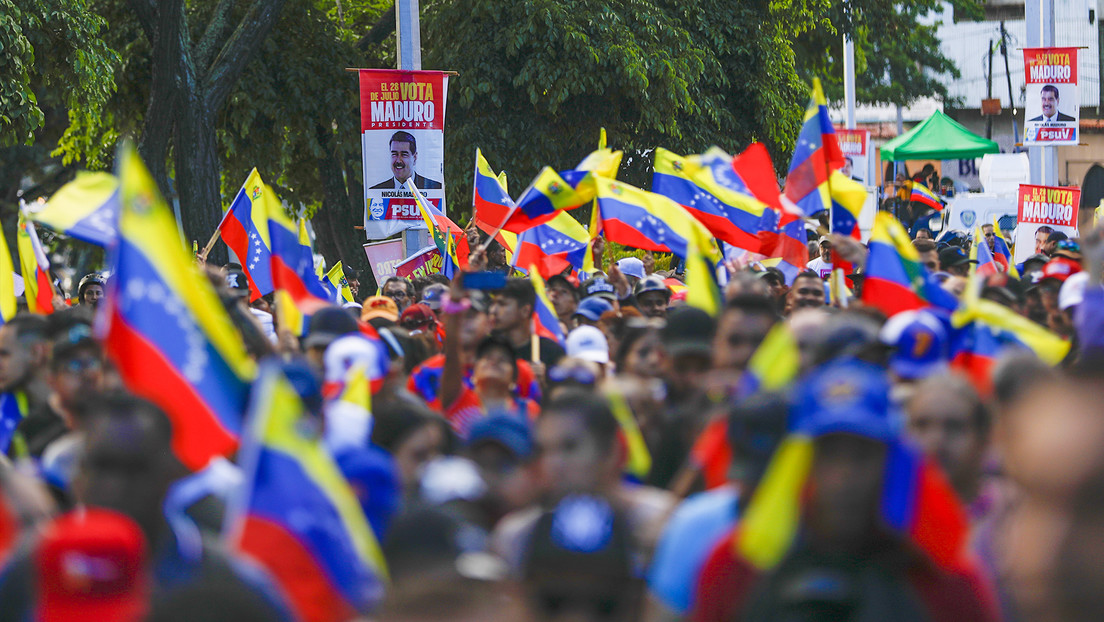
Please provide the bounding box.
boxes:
[1023,47,1078,146]
[1013,184,1080,263]
[835,129,870,185]
[359,69,449,239]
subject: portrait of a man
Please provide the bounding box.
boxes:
[370,130,442,189]
[1029,85,1075,122]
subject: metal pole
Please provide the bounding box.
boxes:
[987,39,994,139]
[1040,0,1058,186]
[844,34,856,129]
[395,0,422,71]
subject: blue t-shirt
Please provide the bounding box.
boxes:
[647,485,740,614]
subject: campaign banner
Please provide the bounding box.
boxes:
[1013,184,1080,263]
[362,238,405,284]
[835,129,871,185]
[359,69,449,239]
[394,245,443,279]
[1023,47,1079,146]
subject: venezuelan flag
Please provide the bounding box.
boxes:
[975,227,1000,278]
[592,176,720,262]
[228,364,386,622]
[512,167,599,227]
[217,169,276,301]
[529,268,565,345]
[102,143,256,471]
[511,211,589,279]
[33,171,119,246]
[0,392,27,453]
[407,180,464,276]
[910,182,944,212]
[324,362,373,453]
[268,201,333,322]
[325,262,354,304]
[862,212,958,317]
[828,170,867,281]
[652,147,780,254]
[738,323,800,397]
[16,213,54,315]
[783,79,845,216]
[737,434,969,572]
[991,219,1018,278]
[0,218,17,325]
[471,149,525,232]
[684,235,721,317]
[607,389,652,481]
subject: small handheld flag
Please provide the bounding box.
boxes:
[910,182,944,212]
[529,268,565,346]
[783,79,846,216]
[217,169,277,301]
[33,172,120,246]
[16,212,54,315]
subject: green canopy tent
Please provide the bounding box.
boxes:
[880,110,1000,161]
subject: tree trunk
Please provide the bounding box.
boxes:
[174,94,227,264]
[313,124,368,278]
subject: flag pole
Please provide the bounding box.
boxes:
[199,228,222,259]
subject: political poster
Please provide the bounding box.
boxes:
[359,69,449,239]
[1023,48,1079,146]
[835,129,871,185]
[394,245,443,279]
[362,238,405,285]
[1013,184,1080,263]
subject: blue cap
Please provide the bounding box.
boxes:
[791,359,898,441]
[467,415,533,459]
[879,310,948,380]
[573,296,614,322]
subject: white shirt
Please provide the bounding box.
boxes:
[806,257,833,279]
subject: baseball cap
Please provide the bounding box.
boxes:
[661,306,715,357]
[304,306,360,349]
[420,283,448,310]
[223,268,250,299]
[547,273,580,295]
[791,358,898,442]
[581,276,617,302]
[634,274,671,298]
[36,509,148,622]
[360,295,400,323]
[879,310,948,380]
[467,414,534,460]
[1023,253,1050,271]
[1040,256,1082,284]
[1059,271,1090,311]
[818,236,831,246]
[400,303,436,330]
[938,246,974,268]
[573,297,614,322]
[565,325,610,364]
[615,257,645,280]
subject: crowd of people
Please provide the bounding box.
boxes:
[0,208,1101,622]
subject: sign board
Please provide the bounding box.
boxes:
[1013,184,1080,263]
[359,69,449,239]
[835,129,871,185]
[1023,47,1079,146]
[362,238,405,285]
[394,245,443,279]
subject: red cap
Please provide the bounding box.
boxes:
[36,509,148,622]
[1041,256,1082,283]
[399,303,436,329]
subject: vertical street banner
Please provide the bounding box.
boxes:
[835,129,870,185]
[1012,184,1080,263]
[359,69,449,239]
[1023,47,1078,146]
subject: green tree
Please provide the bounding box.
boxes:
[795,0,982,107]
[422,0,817,222]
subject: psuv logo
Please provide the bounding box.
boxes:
[1039,128,1074,141]
[389,201,423,220]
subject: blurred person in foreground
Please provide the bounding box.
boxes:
[692,359,998,622]
[0,314,64,459]
[492,390,674,574]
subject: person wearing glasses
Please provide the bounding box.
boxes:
[382,276,416,312]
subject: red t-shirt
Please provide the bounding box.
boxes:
[445,388,539,438]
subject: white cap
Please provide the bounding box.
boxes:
[615,257,646,280]
[565,325,610,364]
[1059,271,1090,311]
[322,335,382,385]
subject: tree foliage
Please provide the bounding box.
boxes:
[0,0,117,147]
[795,0,982,107]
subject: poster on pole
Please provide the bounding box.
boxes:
[835,129,871,185]
[1013,184,1080,263]
[359,69,449,239]
[362,238,405,285]
[1023,47,1079,146]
